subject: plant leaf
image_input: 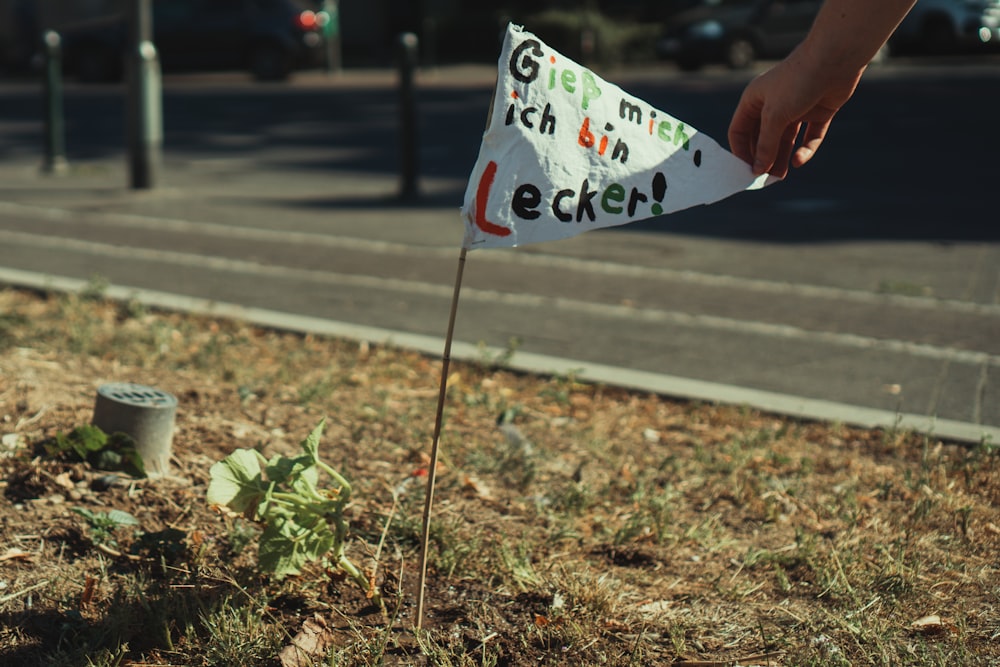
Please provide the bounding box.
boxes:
[47,425,108,460]
[73,425,109,453]
[258,511,335,579]
[300,418,326,462]
[91,448,123,471]
[71,507,96,522]
[119,447,147,478]
[207,449,268,515]
[265,453,317,488]
[106,509,139,527]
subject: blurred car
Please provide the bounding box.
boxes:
[58,0,327,82]
[656,0,822,71]
[889,0,1000,54]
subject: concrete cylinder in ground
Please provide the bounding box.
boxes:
[92,383,177,477]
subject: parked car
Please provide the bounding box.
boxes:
[58,0,327,82]
[656,0,823,71]
[889,0,1000,54]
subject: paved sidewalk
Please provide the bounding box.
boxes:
[0,68,997,445]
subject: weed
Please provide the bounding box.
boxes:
[198,602,283,666]
[614,481,678,545]
[494,540,541,591]
[207,419,381,606]
[71,507,140,549]
[79,274,110,301]
[44,424,146,477]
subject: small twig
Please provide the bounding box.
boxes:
[95,542,142,561]
[367,484,400,609]
[15,406,48,430]
[374,484,400,571]
[0,579,50,605]
[471,631,499,653]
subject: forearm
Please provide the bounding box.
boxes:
[798,0,917,75]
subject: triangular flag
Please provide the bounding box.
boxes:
[462,23,775,250]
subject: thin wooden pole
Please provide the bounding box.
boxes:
[415,246,468,629]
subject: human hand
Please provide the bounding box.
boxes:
[728,50,864,179]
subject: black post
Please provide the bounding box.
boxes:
[42,30,68,174]
[321,0,342,75]
[125,0,162,189]
[398,32,419,201]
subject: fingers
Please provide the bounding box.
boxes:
[768,122,802,179]
[727,104,760,167]
[791,119,831,169]
[745,108,796,178]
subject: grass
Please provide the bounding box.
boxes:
[0,285,998,666]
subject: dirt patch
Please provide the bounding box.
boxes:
[1,287,997,666]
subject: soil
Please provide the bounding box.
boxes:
[1,287,997,666]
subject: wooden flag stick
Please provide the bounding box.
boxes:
[415,246,468,630]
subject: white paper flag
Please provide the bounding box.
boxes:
[462,23,773,250]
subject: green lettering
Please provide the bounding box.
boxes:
[657,120,672,143]
[601,183,626,214]
[581,71,601,110]
[674,122,691,150]
[561,69,576,94]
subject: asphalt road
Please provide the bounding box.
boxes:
[0,58,997,440]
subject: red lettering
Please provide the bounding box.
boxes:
[474,161,511,238]
[578,117,595,148]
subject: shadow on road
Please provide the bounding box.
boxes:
[1,64,997,243]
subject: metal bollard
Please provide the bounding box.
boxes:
[42,30,68,174]
[321,0,342,75]
[126,0,162,189]
[397,32,419,201]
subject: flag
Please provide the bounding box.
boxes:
[462,23,774,250]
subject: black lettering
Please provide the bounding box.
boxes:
[539,103,556,135]
[520,106,536,129]
[627,187,647,216]
[611,139,629,164]
[512,184,542,220]
[620,99,642,124]
[576,179,598,222]
[552,189,574,222]
[510,39,543,84]
[505,103,515,126]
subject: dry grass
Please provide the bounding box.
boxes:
[0,284,997,666]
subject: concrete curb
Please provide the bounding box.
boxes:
[2,266,996,447]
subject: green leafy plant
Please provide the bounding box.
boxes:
[44,424,146,477]
[206,419,379,605]
[71,507,140,548]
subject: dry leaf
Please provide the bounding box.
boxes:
[910,614,955,635]
[0,548,32,563]
[80,575,96,608]
[462,475,492,499]
[602,618,631,633]
[278,614,334,667]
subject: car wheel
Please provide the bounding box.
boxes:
[249,43,292,81]
[726,38,755,69]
